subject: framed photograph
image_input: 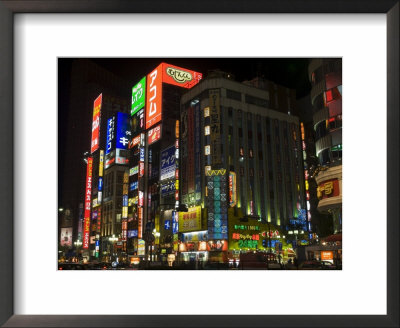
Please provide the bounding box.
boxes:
[0,1,398,327]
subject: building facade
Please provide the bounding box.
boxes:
[179,72,307,262]
[308,58,342,234]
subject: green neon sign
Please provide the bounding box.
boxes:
[131,76,146,116]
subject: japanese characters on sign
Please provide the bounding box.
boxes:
[147,124,161,145]
[83,157,93,249]
[160,146,176,181]
[146,64,163,129]
[161,181,176,196]
[90,94,102,154]
[116,112,131,150]
[187,107,195,193]
[178,206,202,232]
[229,172,237,207]
[106,116,115,155]
[131,76,146,116]
[162,63,202,88]
[208,89,221,165]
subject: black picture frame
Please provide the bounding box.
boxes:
[0,1,398,327]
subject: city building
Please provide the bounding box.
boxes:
[80,94,130,262]
[126,63,203,264]
[308,58,342,234]
[59,59,131,251]
[178,70,307,263]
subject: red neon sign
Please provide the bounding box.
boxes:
[146,64,163,129]
[83,157,93,249]
[161,63,202,89]
[148,124,161,145]
[90,94,102,153]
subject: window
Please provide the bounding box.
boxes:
[258,151,263,160]
[245,94,269,107]
[315,120,328,140]
[248,130,252,139]
[226,89,242,101]
[324,86,342,106]
[238,128,243,138]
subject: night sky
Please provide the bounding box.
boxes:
[58,58,311,203]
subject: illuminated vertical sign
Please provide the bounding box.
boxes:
[194,103,201,199]
[229,172,237,207]
[146,64,163,129]
[138,207,143,239]
[116,112,131,150]
[160,146,176,181]
[90,94,102,154]
[187,106,195,193]
[209,89,221,165]
[206,169,228,240]
[77,203,84,242]
[106,116,115,155]
[131,76,146,116]
[301,122,312,231]
[83,157,93,249]
[175,120,180,208]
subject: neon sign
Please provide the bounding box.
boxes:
[90,94,102,153]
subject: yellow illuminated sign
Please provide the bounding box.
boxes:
[178,206,202,232]
[324,181,333,195]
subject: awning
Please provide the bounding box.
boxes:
[322,233,342,243]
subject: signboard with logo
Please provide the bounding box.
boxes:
[138,239,145,256]
[90,94,102,153]
[209,89,221,165]
[172,211,179,234]
[148,124,161,145]
[178,206,202,232]
[161,181,176,196]
[194,103,201,198]
[60,227,73,247]
[206,240,228,251]
[131,76,146,116]
[127,230,138,238]
[160,146,176,181]
[321,251,334,261]
[161,63,202,89]
[146,64,163,129]
[317,179,340,199]
[131,108,145,136]
[229,171,237,207]
[116,112,131,150]
[83,157,93,249]
[206,169,228,240]
[106,116,115,155]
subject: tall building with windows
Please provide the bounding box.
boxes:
[179,71,307,262]
[59,59,131,250]
[308,58,342,234]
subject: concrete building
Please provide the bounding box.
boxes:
[308,58,342,234]
[179,70,307,262]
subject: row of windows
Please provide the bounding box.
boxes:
[315,114,342,140]
[318,144,343,166]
